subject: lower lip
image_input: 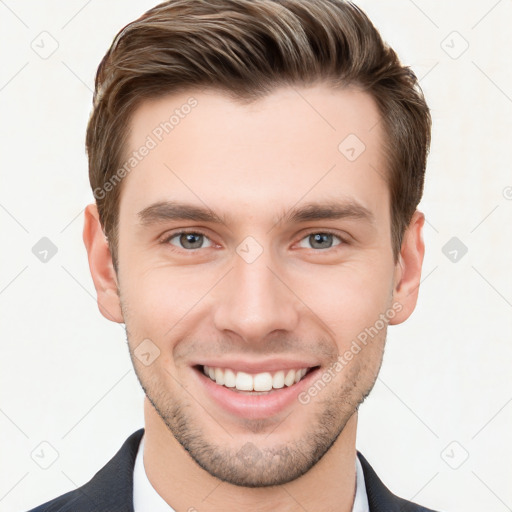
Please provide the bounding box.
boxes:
[192,366,321,420]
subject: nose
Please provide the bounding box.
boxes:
[213,247,300,345]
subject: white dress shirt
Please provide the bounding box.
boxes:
[133,433,369,511]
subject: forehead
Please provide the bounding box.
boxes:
[118,84,388,228]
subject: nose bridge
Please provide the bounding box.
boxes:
[213,244,299,342]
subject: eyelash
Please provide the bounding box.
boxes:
[160,229,349,253]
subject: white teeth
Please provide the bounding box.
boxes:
[253,372,273,392]
[224,368,236,388]
[235,371,254,391]
[272,370,285,389]
[294,368,307,383]
[214,367,224,385]
[202,365,312,391]
[284,369,295,386]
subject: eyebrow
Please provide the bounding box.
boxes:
[137,199,375,228]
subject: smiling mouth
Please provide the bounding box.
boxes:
[194,364,320,394]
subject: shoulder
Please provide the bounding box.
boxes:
[357,451,441,512]
[25,428,145,512]
[26,489,91,512]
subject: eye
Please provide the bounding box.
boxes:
[163,231,214,250]
[296,231,345,250]
[161,230,347,252]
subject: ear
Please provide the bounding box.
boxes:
[389,210,425,325]
[82,203,124,323]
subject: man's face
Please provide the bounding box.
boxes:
[114,84,401,486]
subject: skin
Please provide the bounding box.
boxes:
[83,83,425,512]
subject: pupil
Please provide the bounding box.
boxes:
[181,233,202,249]
[311,233,332,249]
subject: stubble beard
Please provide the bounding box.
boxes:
[127,328,382,487]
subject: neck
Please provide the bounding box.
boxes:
[142,397,358,512]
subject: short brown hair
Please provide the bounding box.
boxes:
[86,0,431,271]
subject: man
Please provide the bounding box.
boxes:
[28,0,439,510]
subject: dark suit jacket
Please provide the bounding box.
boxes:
[27,428,439,512]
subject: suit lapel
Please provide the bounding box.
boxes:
[78,428,145,511]
[357,451,437,512]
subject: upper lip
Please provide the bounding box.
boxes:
[193,358,320,374]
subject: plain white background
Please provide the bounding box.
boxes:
[1,1,511,511]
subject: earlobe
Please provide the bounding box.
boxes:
[82,203,124,324]
[389,210,425,325]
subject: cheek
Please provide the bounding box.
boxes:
[297,262,393,339]
[121,265,215,336]
[121,241,394,341]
